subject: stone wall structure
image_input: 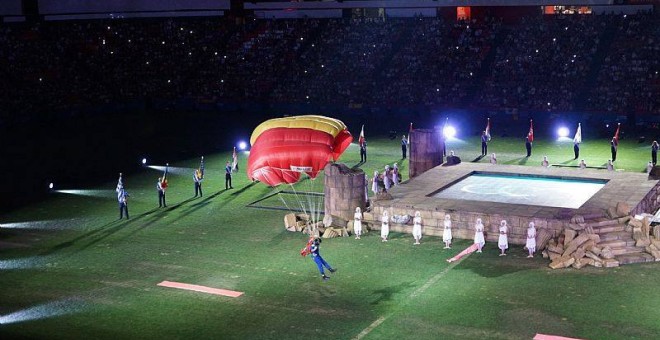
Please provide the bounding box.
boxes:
[409,128,443,179]
[324,163,366,222]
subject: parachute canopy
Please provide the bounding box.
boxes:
[247,115,353,187]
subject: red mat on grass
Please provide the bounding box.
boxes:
[157,281,243,297]
[534,334,583,340]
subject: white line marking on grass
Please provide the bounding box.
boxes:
[353,256,466,340]
[157,281,243,297]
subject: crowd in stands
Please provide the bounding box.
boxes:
[0,11,658,121]
[478,15,606,112]
[587,13,659,114]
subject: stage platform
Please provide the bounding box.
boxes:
[369,162,660,245]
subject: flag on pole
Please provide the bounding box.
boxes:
[232,147,238,172]
[573,123,582,144]
[358,125,365,147]
[197,156,205,179]
[485,118,491,141]
[161,163,169,189]
[527,120,534,143]
[613,123,620,145]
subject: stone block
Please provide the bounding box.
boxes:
[601,246,614,259]
[549,256,575,269]
[653,226,660,240]
[573,248,586,260]
[616,202,631,217]
[602,258,620,268]
[564,229,577,246]
[585,251,601,262]
[628,218,643,229]
[636,239,651,247]
[606,207,619,219]
[618,216,632,225]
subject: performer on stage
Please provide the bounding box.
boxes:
[193,169,203,197]
[474,218,485,253]
[401,135,408,159]
[381,210,390,242]
[117,174,129,219]
[392,163,399,186]
[353,207,363,240]
[490,153,497,165]
[383,165,392,192]
[574,140,580,160]
[157,177,167,208]
[481,131,489,156]
[607,159,615,171]
[651,141,658,166]
[541,156,549,168]
[443,214,452,249]
[610,138,618,162]
[360,139,367,163]
[225,161,233,189]
[412,211,422,245]
[525,135,532,157]
[371,171,379,195]
[579,159,587,169]
[526,222,536,258]
[498,220,509,256]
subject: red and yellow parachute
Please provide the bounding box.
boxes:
[247,115,352,187]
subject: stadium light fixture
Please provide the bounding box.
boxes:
[238,142,248,151]
[142,158,147,165]
[443,126,457,139]
[557,127,569,138]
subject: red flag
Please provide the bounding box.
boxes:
[485,118,491,141]
[613,123,620,145]
[527,120,534,143]
[358,125,365,147]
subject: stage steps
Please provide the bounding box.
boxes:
[583,217,655,266]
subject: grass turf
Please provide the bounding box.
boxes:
[1,136,659,339]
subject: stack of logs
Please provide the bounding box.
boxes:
[542,201,660,269]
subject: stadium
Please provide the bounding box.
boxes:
[1,0,659,339]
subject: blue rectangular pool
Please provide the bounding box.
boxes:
[431,172,608,209]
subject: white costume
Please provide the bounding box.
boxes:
[384,166,391,191]
[541,156,549,168]
[364,173,369,201]
[647,161,653,174]
[498,220,509,250]
[490,153,497,165]
[526,222,536,253]
[412,211,422,244]
[474,218,485,248]
[372,171,379,194]
[354,207,363,239]
[381,211,390,241]
[392,163,399,186]
[579,160,587,169]
[443,214,452,246]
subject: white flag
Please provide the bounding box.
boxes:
[573,123,582,144]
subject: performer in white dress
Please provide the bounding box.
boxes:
[498,220,509,256]
[371,171,379,195]
[353,207,363,240]
[443,214,452,249]
[392,163,399,186]
[381,210,390,242]
[526,222,536,258]
[490,153,497,165]
[541,156,549,168]
[474,218,485,253]
[579,159,587,169]
[384,165,391,191]
[412,211,422,245]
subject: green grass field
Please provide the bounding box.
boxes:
[1,136,659,340]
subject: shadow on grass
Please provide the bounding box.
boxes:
[352,161,365,169]
[453,254,537,278]
[370,281,415,305]
[518,157,529,165]
[39,207,161,255]
[471,155,485,163]
[560,159,576,165]
[503,157,525,165]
